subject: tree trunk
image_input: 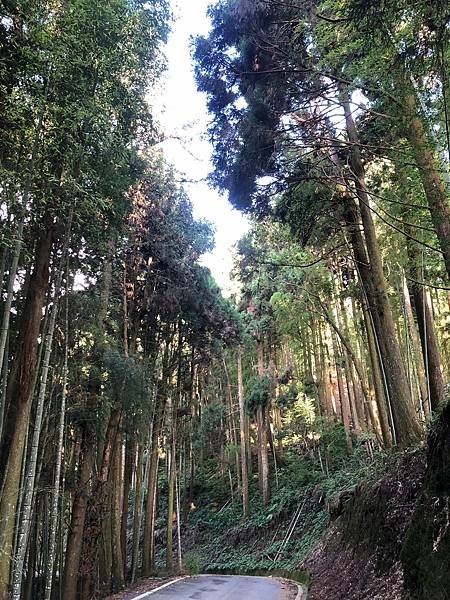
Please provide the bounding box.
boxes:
[332,333,353,448]
[111,433,125,592]
[256,339,270,507]
[12,215,72,600]
[121,436,133,579]
[223,357,240,491]
[0,223,54,600]
[341,92,422,446]
[0,218,24,405]
[318,297,379,440]
[407,242,445,411]
[131,442,144,583]
[360,300,393,447]
[0,246,7,296]
[99,495,113,595]
[403,91,450,278]
[319,323,333,416]
[0,331,9,448]
[78,406,122,600]
[237,348,249,518]
[401,275,430,416]
[337,289,365,432]
[175,473,182,573]
[142,371,168,575]
[165,413,176,573]
[62,438,93,600]
[44,279,69,600]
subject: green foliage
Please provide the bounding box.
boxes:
[183,551,202,576]
[185,444,395,576]
[277,383,300,409]
[244,374,274,414]
[103,349,148,414]
[194,400,227,457]
[316,418,350,469]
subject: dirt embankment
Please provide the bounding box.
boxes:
[302,405,450,600]
[301,450,425,600]
[402,403,450,599]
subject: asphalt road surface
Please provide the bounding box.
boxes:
[137,575,285,599]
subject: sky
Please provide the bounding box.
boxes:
[153,0,249,295]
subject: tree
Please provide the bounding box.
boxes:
[193,0,449,444]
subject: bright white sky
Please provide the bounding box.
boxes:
[153,0,249,295]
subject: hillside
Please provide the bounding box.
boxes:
[180,405,450,600]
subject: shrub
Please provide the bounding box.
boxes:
[184,551,202,576]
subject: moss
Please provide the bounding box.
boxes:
[402,404,450,599]
[337,451,425,575]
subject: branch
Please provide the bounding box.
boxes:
[316,13,350,24]
[255,243,346,269]
[406,276,450,291]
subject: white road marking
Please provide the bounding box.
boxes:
[130,577,187,600]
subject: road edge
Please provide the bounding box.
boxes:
[270,576,307,600]
[278,577,307,600]
[130,577,188,600]
[294,582,308,600]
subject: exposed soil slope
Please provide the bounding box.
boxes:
[402,403,450,599]
[301,451,425,600]
[303,404,450,600]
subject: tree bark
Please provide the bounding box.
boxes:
[131,442,144,583]
[341,92,422,446]
[256,339,270,507]
[141,410,162,576]
[337,287,365,432]
[121,436,133,579]
[407,241,445,411]
[0,331,9,448]
[360,300,393,447]
[401,275,430,416]
[62,438,93,600]
[332,333,353,448]
[237,348,249,518]
[111,433,125,592]
[165,411,176,573]
[44,271,69,600]
[0,223,54,600]
[403,91,450,278]
[0,218,24,403]
[142,344,170,576]
[78,406,122,600]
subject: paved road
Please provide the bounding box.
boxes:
[137,575,284,599]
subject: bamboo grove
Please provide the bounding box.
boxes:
[0,1,239,598]
[0,0,449,599]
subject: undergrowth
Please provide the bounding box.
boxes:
[182,439,399,574]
